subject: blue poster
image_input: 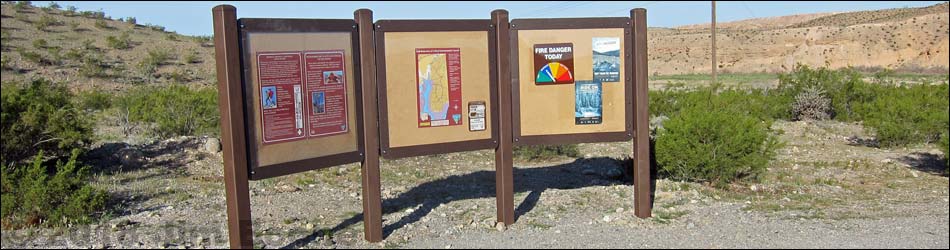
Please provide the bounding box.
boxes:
[575,81,602,125]
[592,37,621,82]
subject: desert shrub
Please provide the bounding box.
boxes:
[655,106,780,186]
[182,49,201,64]
[105,32,132,50]
[46,1,59,9]
[0,55,12,71]
[33,15,59,31]
[1,79,92,165]
[165,33,179,41]
[124,16,136,25]
[0,150,108,229]
[514,145,580,161]
[63,47,85,61]
[13,1,30,11]
[777,64,872,121]
[649,85,787,122]
[46,46,63,65]
[93,19,109,29]
[791,85,832,121]
[75,90,112,111]
[67,20,79,30]
[17,48,49,65]
[31,38,48,49]
[78,53,106,78]
[115,85,219,138]
[63,5,76,16]
[145,47,172,65]
[855,83,949,147]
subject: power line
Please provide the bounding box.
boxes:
[595,1,662,17]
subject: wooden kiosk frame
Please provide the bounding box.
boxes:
[214,5,649,248]
[507,10,652,218]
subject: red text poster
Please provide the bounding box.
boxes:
[415,48,463,128]
[303,50,349,138]
[257,52,306,145]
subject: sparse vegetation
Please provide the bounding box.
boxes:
[514,145,580,161]
[31,38,47,49]
[17,48,49,65]
[105,32,132,50]
[115,85,219,138]
[93,19,109,29]
[32,15,59,31]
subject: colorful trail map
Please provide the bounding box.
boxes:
[415,48,462,128]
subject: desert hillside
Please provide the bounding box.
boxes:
[1,3,216,92]
[1,2,948,89]
[649,2,949,75]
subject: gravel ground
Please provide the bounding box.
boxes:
[1,121,947,249]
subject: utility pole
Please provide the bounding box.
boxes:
[711,1,717,84]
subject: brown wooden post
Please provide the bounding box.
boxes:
[354,8,384,243]
[212,4,254,249]
[491,9,515,226]
[631,8,653,219]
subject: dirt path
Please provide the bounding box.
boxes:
[1,121,947,249]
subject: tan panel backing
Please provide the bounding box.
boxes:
[383,31,493,148]
[246,32,359,167]
[516,28,627,136]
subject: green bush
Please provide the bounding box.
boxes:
[777,64,873,121]
[655,106,780,186]
[1,79,92,165]
[75,90,112,111]
[33,15,59,31]
[105,32,132,50]
[115,85,219,138]
[514,145,580,161]
[856,83,949,147]
[649,85,787,122]
[124,16,136,25]
[1,150,108,229]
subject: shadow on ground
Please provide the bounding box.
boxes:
[281,153,658,248]
[898,152,949,177]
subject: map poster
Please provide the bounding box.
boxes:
[257,52,306,144]
[303,50,348,138]
[592,37,621,82]
[415,48,463,128]
[575,80,602,125]
[533,43,575,85]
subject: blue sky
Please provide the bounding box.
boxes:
[36,1,946,36]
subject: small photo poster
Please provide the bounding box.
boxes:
[261,86,278,109]
[592,37,621,82]
[575,81,602,125]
